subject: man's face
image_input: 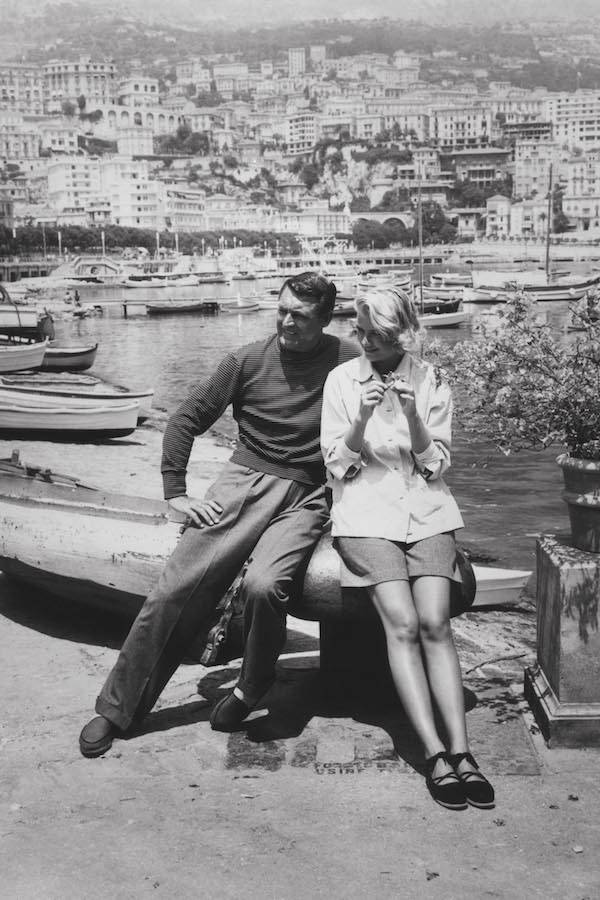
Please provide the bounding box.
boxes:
[276,285,326,352]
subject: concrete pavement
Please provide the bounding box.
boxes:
[2,573,600,900]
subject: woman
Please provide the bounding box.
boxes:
[321,287,494,810]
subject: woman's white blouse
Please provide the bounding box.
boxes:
[321,352,464,541]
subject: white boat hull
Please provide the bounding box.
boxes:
[0,341,47,373]
[0,461,531,618]
[0,384,153,420]
[41,343,98,372]
[0,401,139,438]
[420,311,469,328]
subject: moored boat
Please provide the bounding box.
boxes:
[0,401,139,439]
[419,309,469,328]
[219,299,260,314]
[0,456,532,618]
[0,340,47,374]
[0,381,154,422]
[145,300,219,316]
[41,342,98,372]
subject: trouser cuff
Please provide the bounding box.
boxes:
[95,696,135,732]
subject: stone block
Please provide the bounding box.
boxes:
[524,534,600,746]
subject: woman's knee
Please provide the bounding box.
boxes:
[418,613,452,643]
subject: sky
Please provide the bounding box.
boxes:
[3,0,600,26]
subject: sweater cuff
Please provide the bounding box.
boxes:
[162,471,187,500]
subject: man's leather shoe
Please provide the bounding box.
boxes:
[79,715,118,758]
[209,692,268,732]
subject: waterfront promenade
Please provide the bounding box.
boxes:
[2,424,600,898]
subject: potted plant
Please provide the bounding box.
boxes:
[427,292,600,553]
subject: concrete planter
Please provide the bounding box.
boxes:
[557,454,600,554]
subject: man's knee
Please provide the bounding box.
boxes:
[241,569,289,609]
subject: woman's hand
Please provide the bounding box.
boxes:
[168,494,224,528]
[358,380,386,421]
[389,377,418,419]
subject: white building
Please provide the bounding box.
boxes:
[0,63,44,115]
[544,91,600,149]
[513,139,566,198]
[285,112,316,155]
[117,126,154,156]
[37,118,79,154]
[486,194,512,237]
[288,48,306,78]
[43,57,118,111]
[0,112,40,160]
[430,105,492,149]
[100,156,160,228]
[47,157,102,210]
[309,46,327,69]
[510,198,549,237]
[118,76,160,107]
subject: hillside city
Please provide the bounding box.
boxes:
[2,13,600,256]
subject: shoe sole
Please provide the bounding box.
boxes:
[433,798,468,811]
[209,707,269,733]
[466,798,496,809]
[79,737,114,758]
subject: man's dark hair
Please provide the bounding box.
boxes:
[279,271,337,320]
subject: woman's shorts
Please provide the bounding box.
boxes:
[334,532,457,588]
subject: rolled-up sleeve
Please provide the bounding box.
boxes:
[412,379,454,481]
[320,370,362,480]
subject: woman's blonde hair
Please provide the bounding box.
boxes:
[355,287,421,349]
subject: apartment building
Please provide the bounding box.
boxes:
[513,139,567,198]
[365,100,430,141]
[562,151,600,230]
[101,156,160,228]
[38,119,79,154]
[116,126,154,156]
[430,105,492,150]
[509,198,549,237]
[285,112,317,155]
[309,46,327,69]
[412,147,441,181]
[162,188,206,231]
[486,194,512,237]
[288,48,306,78]
[47,157,102,210]
[441,147,511,185]
[544,90,600,148]
[176,59,210,86]
[0,112,40,160]
[0,63,44,115]
[43,57,118,111]
[118,76,160,107]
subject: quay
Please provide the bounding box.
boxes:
[2,429,600,898]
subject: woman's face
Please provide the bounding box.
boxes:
[355,307,403,370]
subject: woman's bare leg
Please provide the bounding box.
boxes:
[411,576,468,755]
[369,580,447,763]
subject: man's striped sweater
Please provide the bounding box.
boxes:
[161,333,358,499]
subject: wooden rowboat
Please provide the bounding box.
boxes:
[0,456,531,620]
[41,342,98,372]
[0,401,138,439]
[0,382,154,422]
[0,340,47,374]
[146,300,219,316]
[419,310,469,328]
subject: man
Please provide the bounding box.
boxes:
[79,271,357,757]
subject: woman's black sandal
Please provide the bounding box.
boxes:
[449,752,495,809]
[424,751,468,810]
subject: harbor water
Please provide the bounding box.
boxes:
[46,273,578,582]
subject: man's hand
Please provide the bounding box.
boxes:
[168,495,224,528]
